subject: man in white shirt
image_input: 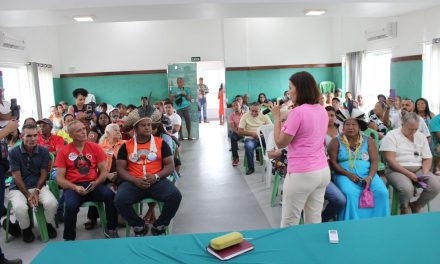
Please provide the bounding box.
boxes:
[389,98,431,139]
[164,100,181,139]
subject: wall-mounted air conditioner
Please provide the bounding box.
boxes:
[365,22,397,41]
[0,31,25,50]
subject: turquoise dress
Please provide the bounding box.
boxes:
[334,135,390,220]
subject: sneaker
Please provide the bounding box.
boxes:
[232,158,239,167]
[22,227,35,243]
[245,167,255,175]
[204,120,210,123]
[0,258,23,264]
[151,225,167,236]
[104,229,120,239]
[47,223,57,239]
[133,225,149,237]
[2,219,21,237]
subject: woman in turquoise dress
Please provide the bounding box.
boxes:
[328,108,389,220]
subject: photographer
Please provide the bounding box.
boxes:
[68,88,96,122]
[0,88,12,128]
[169,78,192,140]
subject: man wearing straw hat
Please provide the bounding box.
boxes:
[115,105,182,236]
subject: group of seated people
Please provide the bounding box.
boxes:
[229,88,440,222]
[3,87,184,242]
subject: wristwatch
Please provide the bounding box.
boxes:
[154,174,160,182]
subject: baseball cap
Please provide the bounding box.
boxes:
[36,118,53,127]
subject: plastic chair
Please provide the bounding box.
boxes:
[362,129,385,171]
[80,201,107,234]
[125,198,170,237]
[390,186,431,215]
[271,172,282,207]
[319,81,336,94]
[257,124,274,188]
[4,201,49,243]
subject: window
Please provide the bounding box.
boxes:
[361,51,392,112]
[422,43,440,114]
[0,66,38,119]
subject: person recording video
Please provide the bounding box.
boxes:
[0,88,13,128]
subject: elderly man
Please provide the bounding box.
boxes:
[5,124,58,243]
[55,120,118,240]
[381,112,440,214]
[389,98,430,139]
[36,118,64,156]
[238,102,272,175]
[115,106,182,236]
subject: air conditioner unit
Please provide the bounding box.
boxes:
[365,22,397,41]
[0,31,25,50]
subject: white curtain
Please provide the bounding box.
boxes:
[422,42,440,114]
[27,62,54,119]
[345,51,365,97]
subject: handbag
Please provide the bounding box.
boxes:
[359,186,374,208]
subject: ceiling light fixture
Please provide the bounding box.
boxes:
[304,9,326,16]
[73,16,94,22]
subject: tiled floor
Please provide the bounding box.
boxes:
[1,121,439,263]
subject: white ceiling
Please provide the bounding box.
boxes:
[0,1,439,27]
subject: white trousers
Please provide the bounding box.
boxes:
[7,186,58,229]
[281,166,330,227]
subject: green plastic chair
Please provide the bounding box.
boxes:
[362,128,385,171]
[80,201,108,234]
[319,81,336,94]
[125,198,170,237]
[4,201,49,243]
[271,172,282,207]
[390,186,431,215]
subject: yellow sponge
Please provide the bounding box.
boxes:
[210,232,244,251]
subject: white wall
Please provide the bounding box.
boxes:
[56,19,224,74]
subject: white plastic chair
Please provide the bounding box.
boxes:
[256,124,274,188]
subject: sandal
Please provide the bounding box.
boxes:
[84,219,97,230]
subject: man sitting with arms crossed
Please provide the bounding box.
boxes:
[5,124,58,243]
[238,102,272,175]
[115,106,182,236]
[55,120,118,240]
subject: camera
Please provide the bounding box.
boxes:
[85,102,96,120]
[10,98,20,120]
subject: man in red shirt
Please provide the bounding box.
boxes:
[115,106,182,236]
[36,118,64,155]
[55,120,118,240]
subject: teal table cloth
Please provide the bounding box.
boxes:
[33,213,440,263]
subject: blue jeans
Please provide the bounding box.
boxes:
[322,181,346,222]
[198,98,207,122]
[244,138,260,169]
[115,179,182,228]
[230,132,242,159]
[63,182,117,240]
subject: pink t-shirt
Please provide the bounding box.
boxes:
[282,104,328,173]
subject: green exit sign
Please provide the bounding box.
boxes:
[191,57,201,62]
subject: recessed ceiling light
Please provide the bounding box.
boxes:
[73,16,94,22]
[305,9,326,16]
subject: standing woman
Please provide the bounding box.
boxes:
[68,88,88,118]
[218,83,225,125]
[272,71,330,227]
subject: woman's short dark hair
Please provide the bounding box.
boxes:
[72,88,88,98]
[289,71,320,105]
[63,113,74,121]
[325,106,335,112]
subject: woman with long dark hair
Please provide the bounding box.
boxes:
[414,98,435,127]
[272,71,330,227]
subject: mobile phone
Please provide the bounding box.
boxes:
[389,89,396,101]
[85,183,93,192]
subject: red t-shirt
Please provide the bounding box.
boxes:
[38,134,65,153]
[54,141,107,183]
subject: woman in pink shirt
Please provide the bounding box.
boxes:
[272,71,330,227]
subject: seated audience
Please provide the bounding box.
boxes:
[429,114,440,175]
[49,106,63,133]
[55,120,119,240]
[381,112,440,214]
[57,114,74,144]
[235,95,249,113]
[164,100,181,140]
[368,101,390,139]
[114,106,182,236]
[257,93,274,109]
[238,103,272,175]
[99,124,124,186]
[389,99,431,139]
[7,129,21,149]
[328,108,389,220]
[228,100,244,166]
[322,106,346,222]
[36,119,65,156]
[319,93,326,107]
[23,118,36,126]
[91,112,111,141]
[68,88,89,118]
[326,92,334,106]
[342,91,353,108]
[5,124,58,242]
[414,98,435,127]
[116,103,128,120]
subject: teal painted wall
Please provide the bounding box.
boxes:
[0,70,3,87]
[390,60,423,101]
[225,67,341,103]
[54,74,168,106]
